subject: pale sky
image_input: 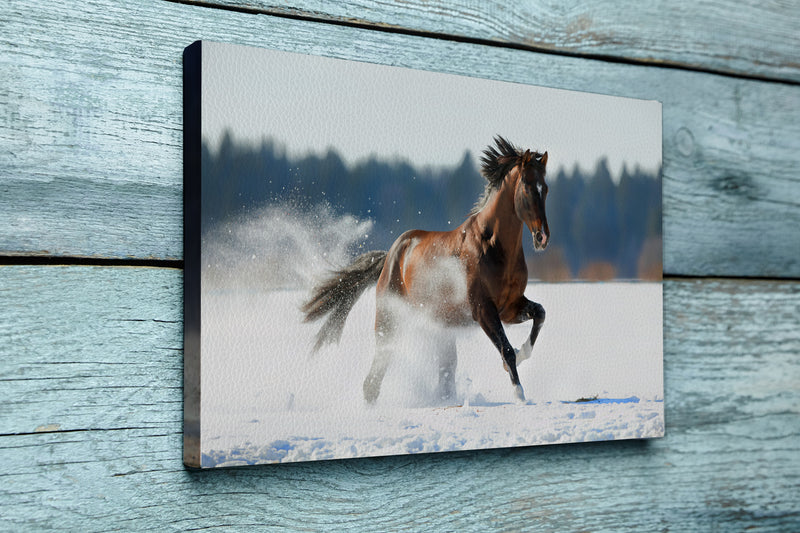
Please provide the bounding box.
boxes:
[201,41,662,180]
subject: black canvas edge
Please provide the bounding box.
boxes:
[183,40,203,469]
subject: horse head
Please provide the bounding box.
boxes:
[513,149,549,250]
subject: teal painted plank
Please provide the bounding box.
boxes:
[195,0,800,83]
[1,266,799,529]
[0,0,799,277]
[0,266,183,434]
[3,429,797,530]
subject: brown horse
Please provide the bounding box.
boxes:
[302,136,549,404]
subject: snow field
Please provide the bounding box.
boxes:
[200,284,663,466]
[199,207,664,466]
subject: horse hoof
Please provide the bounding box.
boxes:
[363,391,378,405]
[514,384,526,403]
[363,380,380,405]
[515,339,532,365]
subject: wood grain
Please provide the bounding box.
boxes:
[1,266,798,530]
[1,1,799,277]
[188,0,800,82]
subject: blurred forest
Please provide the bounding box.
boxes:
[202,134,662,281]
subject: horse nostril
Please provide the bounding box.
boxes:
[535,232,543,243]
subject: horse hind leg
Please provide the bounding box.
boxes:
[363,346,390,404]
[363,304,394,404]
[436,337,458,404]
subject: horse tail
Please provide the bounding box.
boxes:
[301,250,387,352]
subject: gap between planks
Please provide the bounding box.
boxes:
[0,255,183,269]
[1,258,798,283]
[165,0,800,86]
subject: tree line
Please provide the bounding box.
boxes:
[201,134,661,280]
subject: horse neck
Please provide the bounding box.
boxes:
[473,174,523,251]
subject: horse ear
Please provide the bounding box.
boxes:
[523,149,532,165]
[540,152,548,166]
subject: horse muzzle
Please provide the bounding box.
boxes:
[533,230,548,251]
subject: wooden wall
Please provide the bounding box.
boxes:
[2,1,798,530]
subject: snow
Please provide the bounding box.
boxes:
[203,399,663,467]
[199,207,664,467]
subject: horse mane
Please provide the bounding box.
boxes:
[470,136,543,216]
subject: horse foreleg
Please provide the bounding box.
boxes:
[475,301,525,402]
[515,300,545,365]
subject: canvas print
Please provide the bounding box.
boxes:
[183,40,664,468]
